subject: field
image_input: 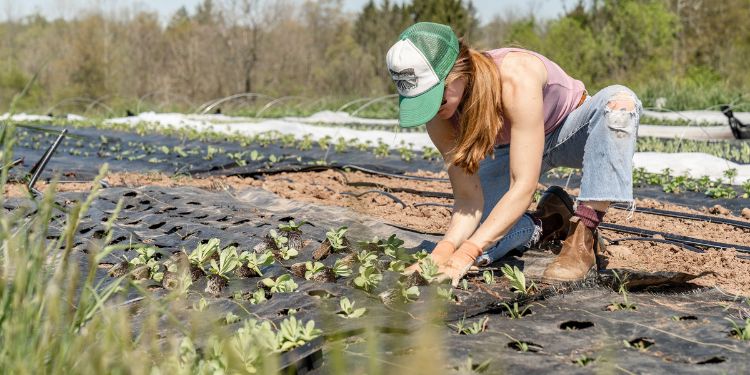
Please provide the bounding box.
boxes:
[2,112,750,374]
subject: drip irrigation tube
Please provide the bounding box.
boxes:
[340,164,449,182]
[611,203,750,230]
[413,202,453,209]
[605,236,704,253]
[347,182,453,199]
[598,222,750,253]
[340,190,406,208]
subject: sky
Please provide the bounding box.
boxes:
[6,0,580,24]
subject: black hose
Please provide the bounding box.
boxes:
[340,164,448,182]
[413,202,453,209]
[606,236,704,253]
[340,190,406,208]
[611,203,750,230]
[598,222,750,253]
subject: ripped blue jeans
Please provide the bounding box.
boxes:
[475,85,642,266]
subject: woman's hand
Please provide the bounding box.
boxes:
[403,240,456,274]
[435,240,483,286]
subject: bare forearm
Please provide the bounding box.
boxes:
[443,197,482,247]
[469,183,535,249]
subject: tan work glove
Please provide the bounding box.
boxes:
[403,240,455,275]
[436,240,483,286]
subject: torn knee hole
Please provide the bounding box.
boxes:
[607,92,636,112]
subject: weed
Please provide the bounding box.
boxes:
[450,316,489,335]
[726,318,750,340]
[501,264,537,295]
[499,302,532,319]
[573,355,596,366]
[608,272,637,311]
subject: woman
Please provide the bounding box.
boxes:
[387,22,641,286]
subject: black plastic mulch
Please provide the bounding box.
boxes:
[9,124,749,212]
[5,186,748,374]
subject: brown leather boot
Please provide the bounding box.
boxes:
[542,217,597,282]
[531,186,575,244]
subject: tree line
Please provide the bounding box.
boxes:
[0,0,748,115]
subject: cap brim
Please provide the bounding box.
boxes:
[398,82,444,128]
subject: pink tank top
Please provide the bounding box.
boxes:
[451,48,586,146]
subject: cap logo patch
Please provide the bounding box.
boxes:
[389,68,418,92]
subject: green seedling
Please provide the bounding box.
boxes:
[241,250,274,276]
[726,318,750,340]
[353,265,382,293]
[379,234,410,261]
[499,302,532,319]
[419,258,441,283]
[411,249,429,261]
[129,247,163,282]
[356,250,378,268]
[397,281,420,303]
[277,316,322,351]
[501,264,536,295]
[225,312,241,325]
[248,289,268,305]
[261,274,298,294]
[250,150,264,161]
[337,297,366,319]
[332,259,352,278]
[326,226,348,251]
[209,246,241,279]
[482,270,495,285]
[334,137,347,153]
[573,355,596,367]
[450,316,489,335]
[437,286,456,302]
[454,357,491,374]
[608,272,637,311]
[461,279,469,291]
[304,261,326,280]
[278,220,307,233]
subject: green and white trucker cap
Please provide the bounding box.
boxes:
[386,22,459,127]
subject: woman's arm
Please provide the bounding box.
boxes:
[466,52,547,249]
[425,116,483,247]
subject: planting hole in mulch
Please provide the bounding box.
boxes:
[675,315,698,321]
[626,337,654,350]
[507,341,543,353]
[606,303,637,311]
[695,356,726,365]
[559,320,595,330]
